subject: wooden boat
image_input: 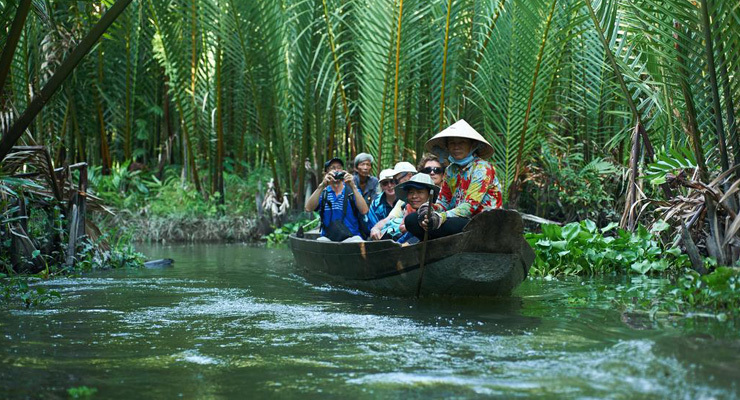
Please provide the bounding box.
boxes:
[289,209,535,297]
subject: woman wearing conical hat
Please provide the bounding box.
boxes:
[406,119,503,240]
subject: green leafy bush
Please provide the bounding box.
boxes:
[74,229,145,272]
[89,164,271,218]
[643,145,698,185]
[519,145,621,223]
[526,220,689,276]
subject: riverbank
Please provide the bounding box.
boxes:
[99,213,263,243]
[88,165,278,243]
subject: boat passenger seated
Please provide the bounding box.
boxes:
[352,152,379,205]
[369,161,417,240]
[406,119,503,241]
[417,153,445,186]
[366,168,398,228]
[379,173,440,244]
[304,157,369,242]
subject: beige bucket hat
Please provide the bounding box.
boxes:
[392,161,417,177]
[425,119,494,160]
[395,173,440,203]
[378,168,396,183]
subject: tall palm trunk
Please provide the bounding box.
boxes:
[124,23,132,160]
[214,45,224,204]
[583,0,671,201]
[438,0,454,131]
[392,0,404,160]
[699,0,729,174]
[95,45,111,174]
[0,0,32,100]
[321,0,352,154]
[375,10,398,171]
[674,23,708,183]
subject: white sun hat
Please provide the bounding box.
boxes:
[425,119,494,160]
[378,168,396,182]
[395,173,440,203]
[392,161,417,177]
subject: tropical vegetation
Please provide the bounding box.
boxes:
[1,0,740,314]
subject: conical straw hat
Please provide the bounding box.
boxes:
[425,119,494,160]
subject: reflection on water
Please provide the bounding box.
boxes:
[1,243,738,399]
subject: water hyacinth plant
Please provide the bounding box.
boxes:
[526,220,690,276]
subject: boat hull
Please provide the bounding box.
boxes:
[289,209,534,297]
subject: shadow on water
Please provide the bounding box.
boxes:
[304,287,543,337]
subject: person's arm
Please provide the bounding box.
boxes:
[366,197,380,227]
[370,216,389,240]
[370,201,404,239]
[344,173,369,214]
[305,172,334,211]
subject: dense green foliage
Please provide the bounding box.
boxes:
[526,220,689,276]
[88,162,270,218]
[528,220,740,319]
[2,0,738,213]
[519,145,622,223]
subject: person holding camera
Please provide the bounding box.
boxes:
[304,157,369,242]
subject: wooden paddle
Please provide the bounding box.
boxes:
[415,190,435,298]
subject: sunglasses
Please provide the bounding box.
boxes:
[380,179,399,186]
[421,167,444,174]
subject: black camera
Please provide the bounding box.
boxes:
[333,171,346,180]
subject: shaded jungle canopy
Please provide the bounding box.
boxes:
[1,0,739,237]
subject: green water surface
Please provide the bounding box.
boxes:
[1,243,738,399]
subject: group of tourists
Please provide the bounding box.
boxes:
[304,119,503,244]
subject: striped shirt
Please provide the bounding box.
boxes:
[316,186,361,237]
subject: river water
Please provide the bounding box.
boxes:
[1,243,738,399]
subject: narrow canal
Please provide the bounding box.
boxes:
[1,244,738,398]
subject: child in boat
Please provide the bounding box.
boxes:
[406,119,503,241]
[379,173,441,244]
[304,157,369,242]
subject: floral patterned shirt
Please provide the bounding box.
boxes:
[437,158,503,219]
